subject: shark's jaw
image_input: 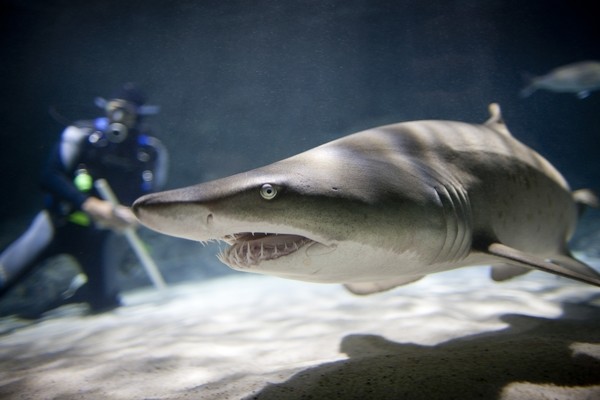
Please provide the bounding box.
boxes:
[131,192,333,274]
[218,233,315,269]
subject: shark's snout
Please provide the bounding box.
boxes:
[132,194,169,232]
[132,190,211,241]
[132,192,171,227]
[132,192,160,218]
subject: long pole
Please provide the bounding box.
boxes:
[95,179,167,290]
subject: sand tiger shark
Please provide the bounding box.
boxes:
[520,61,600,99]
[133,104,600,295]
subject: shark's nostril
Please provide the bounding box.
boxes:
[207,213,213,225]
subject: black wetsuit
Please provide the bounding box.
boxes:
[0,118,167,312]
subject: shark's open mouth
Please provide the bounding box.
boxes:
[218,233,314,268]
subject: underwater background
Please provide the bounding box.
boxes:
[2,3,600,399]
[1,0,599,300]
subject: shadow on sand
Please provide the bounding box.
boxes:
[247,298,600,400]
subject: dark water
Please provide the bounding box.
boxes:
[1,0,599,293]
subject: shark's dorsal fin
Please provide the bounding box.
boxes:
[484,243,600,287]
[344,276,424,295]
[484,103,512,137]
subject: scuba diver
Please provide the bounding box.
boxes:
[0,83,168,315]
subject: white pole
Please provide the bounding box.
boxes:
[95,179,167,290]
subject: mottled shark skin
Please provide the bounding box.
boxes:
[133,104,600,295]
[520,61,600,99]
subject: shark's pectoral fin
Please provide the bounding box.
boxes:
[344,276,424,295]
[490,264,530,281]
[484,243,600,287]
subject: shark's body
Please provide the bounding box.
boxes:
[520,61,600,99]
[133,104,600,294]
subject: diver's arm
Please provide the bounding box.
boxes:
[81,197,136,230]
[40,147,134,229]
[40,127,135,229]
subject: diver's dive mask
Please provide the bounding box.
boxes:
[104,99,138,143]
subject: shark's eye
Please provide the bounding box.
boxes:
[260,184,278,200]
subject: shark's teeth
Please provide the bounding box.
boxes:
[219,233,312,268]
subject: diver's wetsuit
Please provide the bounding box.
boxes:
[0,118,168,312]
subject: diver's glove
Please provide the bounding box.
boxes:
[81,197,138,231]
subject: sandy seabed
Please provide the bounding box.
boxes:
[0,264,599,400]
